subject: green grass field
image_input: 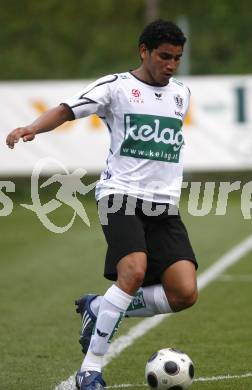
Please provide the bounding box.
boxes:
[0,186,252,390]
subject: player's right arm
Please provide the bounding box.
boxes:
[6,104,73,149]
[6,74,116,149]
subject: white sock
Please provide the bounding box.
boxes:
[126,285,173,316]
[81,350,103,373]
[81,285,132,372]
[90,284,172,318]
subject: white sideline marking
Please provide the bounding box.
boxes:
[218,274,252,282]
[54,235,252,390]
[195,372,252,382]
[106,372,252,387]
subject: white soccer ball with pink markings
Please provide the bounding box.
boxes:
[145,348,194,390]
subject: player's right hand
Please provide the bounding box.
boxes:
[6,126,36,149]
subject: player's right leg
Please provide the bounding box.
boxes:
[76,251,147,390]
[76,195,147,355]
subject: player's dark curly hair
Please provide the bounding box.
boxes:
[139,19,186,50]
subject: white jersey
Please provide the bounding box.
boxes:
[62,72,190,204]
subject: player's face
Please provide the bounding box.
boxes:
[140,43,183,86]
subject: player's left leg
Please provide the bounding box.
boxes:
[161,260,198,312]
[113,259,197,316]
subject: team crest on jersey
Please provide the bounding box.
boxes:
[174,94,183,110]
[129,89,144,104]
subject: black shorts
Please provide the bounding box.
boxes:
[98,195,198,287]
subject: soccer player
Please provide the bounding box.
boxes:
[6,20,198,390]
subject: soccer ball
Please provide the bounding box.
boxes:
[145,348,194,390]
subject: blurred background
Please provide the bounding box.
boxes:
[1,0,252,79]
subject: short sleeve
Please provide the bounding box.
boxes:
[61,74,118,119]
[183,86,191,118]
